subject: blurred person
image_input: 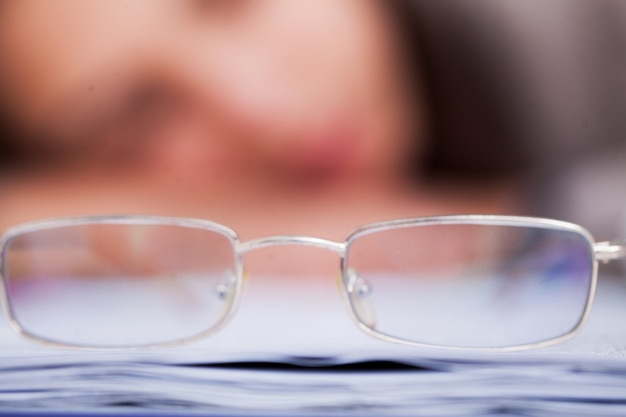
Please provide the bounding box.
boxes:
[0,0,621,274]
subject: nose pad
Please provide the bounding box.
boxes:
[214,270,238,304]
[346,269,377,329]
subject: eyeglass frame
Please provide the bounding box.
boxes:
[1,214,624,352]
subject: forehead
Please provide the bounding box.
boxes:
[0,0,171,128]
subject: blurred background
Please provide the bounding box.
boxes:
[0,0,624,275]
[413,0,626,240]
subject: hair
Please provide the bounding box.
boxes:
[0,104,19,172]
[388,1,531,181]
[0,0,531,179]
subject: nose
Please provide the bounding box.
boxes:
[181,37,301,134]
[169,31,337,179]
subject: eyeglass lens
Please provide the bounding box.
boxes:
[345,223,595,348]
[3,223,238,347]
[2,220,596,349]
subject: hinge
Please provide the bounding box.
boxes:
[594,241,626,264]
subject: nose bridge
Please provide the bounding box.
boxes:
[237,236,346,256]
[206,43,294,129]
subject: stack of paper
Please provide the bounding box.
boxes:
[0,273,625,416]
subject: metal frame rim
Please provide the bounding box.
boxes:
[0,214,604,351]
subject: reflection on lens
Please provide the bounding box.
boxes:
[3,221,238,347]
[345,222,595,348]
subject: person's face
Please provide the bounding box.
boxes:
[0,0,418,192]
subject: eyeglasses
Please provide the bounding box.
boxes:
[1,215,624,351]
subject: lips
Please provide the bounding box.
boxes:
[288,120,360,182]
